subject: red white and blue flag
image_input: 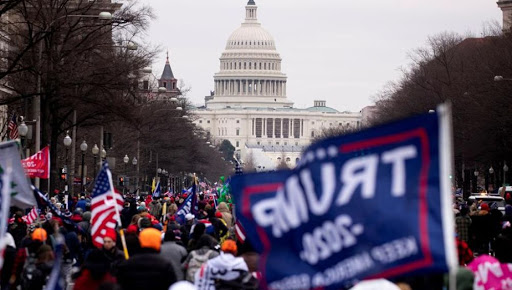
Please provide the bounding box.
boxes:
[91,161,123,248]
[7,113,18,140]
[22,207,38,225]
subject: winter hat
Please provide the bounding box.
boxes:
[104,229,117,242]
[480,203,490,211]
[456,267,474,290]
[221,239,237,254]
[32,228,48,242]
[169,281,196,290]
[139,228,162,251]
[82,211,91,222]
[185,213,195,221]
[138,217,152,230]
[215,212,223,219]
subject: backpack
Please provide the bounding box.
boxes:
[186,250,213,282]
[21,253,44,290]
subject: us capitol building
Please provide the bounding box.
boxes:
[191,0,363,170]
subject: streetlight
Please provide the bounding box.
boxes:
[123,154,129,193]
[80,140,88,193]
[489,167,494,174]
[504,162,509,186]
[18,117,28,158]
[101,147,107,160]
[63,131,72,192]
[132,157,138,192]
[92,144,99,180]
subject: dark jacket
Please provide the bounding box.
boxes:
[116,248,177,290]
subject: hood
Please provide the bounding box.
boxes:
[217,202,229,213]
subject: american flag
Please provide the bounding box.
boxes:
[91,161,123,248]
[21,207,38,225]
[7,113,18,140]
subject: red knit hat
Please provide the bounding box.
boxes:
[215,212,223,219]
[104,229,117,242]
[481,203,490,211]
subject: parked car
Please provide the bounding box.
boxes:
[468,195,506,215]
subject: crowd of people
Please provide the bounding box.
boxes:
[1,191,260,290]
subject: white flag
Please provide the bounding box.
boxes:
[0,141,36,208]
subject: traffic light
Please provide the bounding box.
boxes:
[119,176,124,186]
[60,168,67,180]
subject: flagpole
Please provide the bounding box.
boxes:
[106,164,129,260]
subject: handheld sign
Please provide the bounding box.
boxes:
[231,105,457,290]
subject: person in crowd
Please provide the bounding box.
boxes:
[11,228,50,289]
[149,197,162,221]
[71,208,84,223]
[73,249,117,290]
[21,244,55,290]
[160,229,188,281]
[126,214,141,234]
[455,206,471,243]
[456,235,473,266]
[181,213,196,247]
[187,223,206,252]
[76,196,88,212]
[1,233,17,290]
[216,202,233,228]
[207,209,228,243]
[116,228,177,290]
[494,221,512,263]
[470,202,496,254]
[8,210,27,248]
[194,239,257,290]
[182,235,219,282]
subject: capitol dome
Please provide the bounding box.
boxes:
[226,24,276,50]
[207,0,293,109]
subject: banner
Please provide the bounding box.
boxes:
[0,141,36,208]
[21,146,50,179]
[175,182,198,224]
[468,255,512,289]
[231,105,456,289]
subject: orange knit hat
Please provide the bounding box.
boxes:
[221,239,237,254]
[139,228,162,251]
[32,228,47,242]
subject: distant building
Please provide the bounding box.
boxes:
[192,1,362,170]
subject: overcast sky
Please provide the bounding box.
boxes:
[138,0,501,112]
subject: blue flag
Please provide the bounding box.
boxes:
[231,105,457,289]
[175,181,198,224]
[153,181,161,198]
[32,186,77,229]
[45,234,66,290]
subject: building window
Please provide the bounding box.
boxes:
[207,120,210,124]
[257,141,260,145]
[312,121,315,125]
[236,141,239,147]
[295,142,299,146]
[276,142,280,145]
[236,120,240,124]
[236,129,240,136]
[199,120,202,123]
[311,131,315,137]
[284,142,287,145]
[143,80,149,90]
[286,157,291,162]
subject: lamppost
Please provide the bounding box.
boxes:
[123,154,129,193]
[101,147,107,161]
[18,117,28,158]
[80,140,88,193]
[63,132,72,192]
[132,157,137,193]
[489,166,495,192]
[92,144,99,180]
[473,169,479,193]
[504,162,509,186]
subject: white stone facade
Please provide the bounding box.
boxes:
[192,1,362,170]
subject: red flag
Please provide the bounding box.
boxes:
[91,162,124,248]
[21,146,50,179]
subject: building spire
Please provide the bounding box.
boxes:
[245,0,258,23]
[166,49,169,64]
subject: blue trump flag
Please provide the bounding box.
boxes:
[175,182,198,224]
[230,105,457,290]
[153,181,161,198]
